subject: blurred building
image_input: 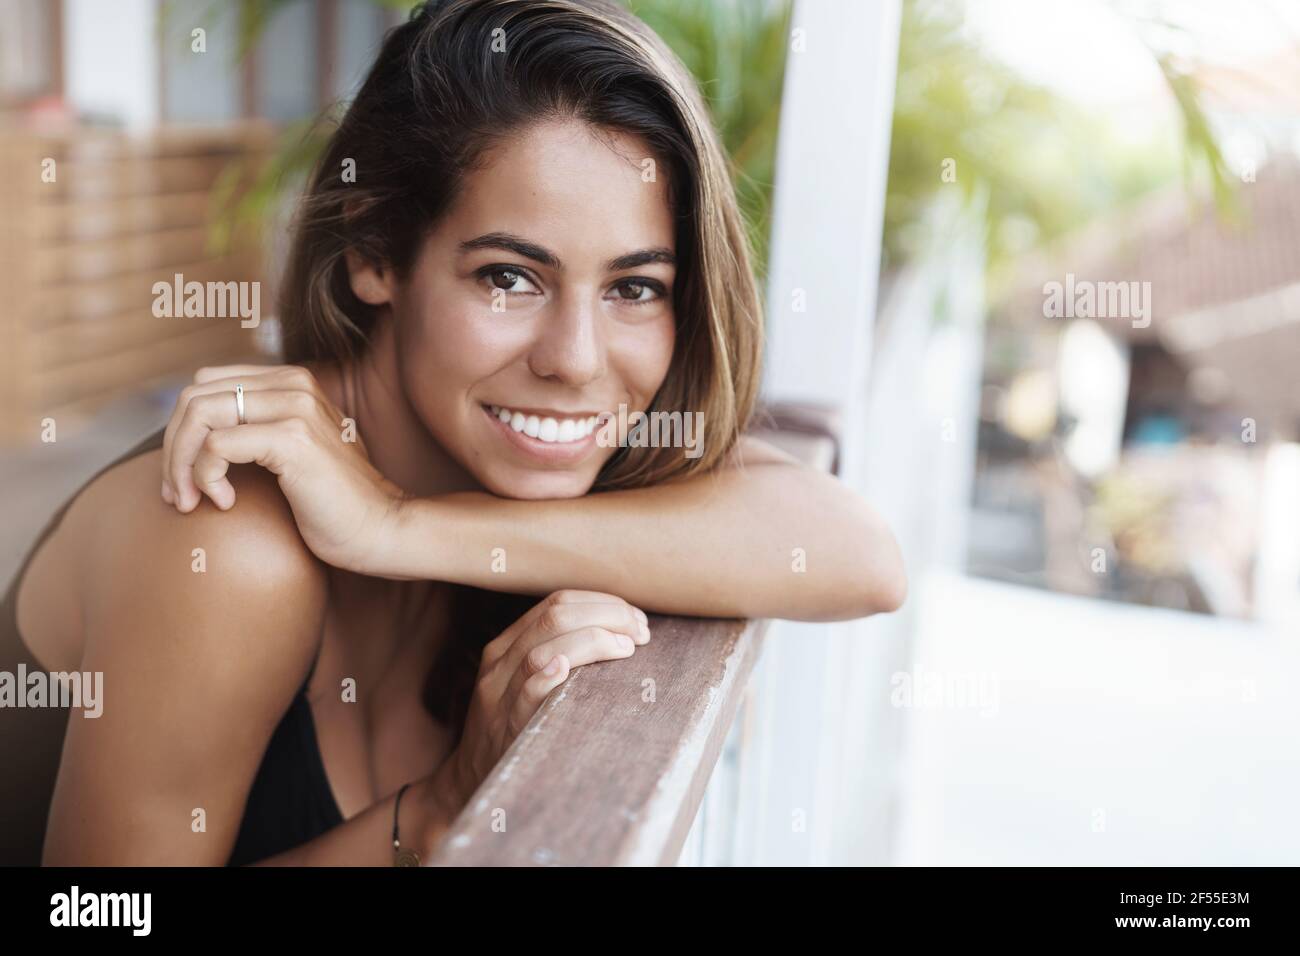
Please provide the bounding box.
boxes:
[0,0,411,582]
[975,156,1300,623]
[0,1,406,443]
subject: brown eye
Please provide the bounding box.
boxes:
[610,278,665,304]
[490,269,521,290]
[478,266,541,296]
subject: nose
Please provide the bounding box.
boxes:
[526,293,605,386]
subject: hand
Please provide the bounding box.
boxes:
[446,590,651,800]
[160,364,406,574]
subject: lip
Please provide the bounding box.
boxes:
[489,404,605,420]
[480,403,602,465]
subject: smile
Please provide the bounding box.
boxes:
[486,404,602,443]
[481,403,605,463]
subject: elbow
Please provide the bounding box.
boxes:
[792,499,907,622]
[869,552,908,615]
[843,517,908,619]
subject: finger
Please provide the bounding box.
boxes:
[503,599,648,672]
[190,443,235,511]
[504,626,634,703]
[480,590,645,667]
[191,424,288,511]
[166,388,232,512]
[163,368,317,503]
[161,382,202,502]
[189,422,305,510]
[170,390,319,512]
[193,363,286,385]
[194,365,321,395]
[507,654,570,738]
[481,599,646,699]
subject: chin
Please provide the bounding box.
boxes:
[461,400,616,499]
[479,467,598,500]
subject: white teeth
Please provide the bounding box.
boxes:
[489,404,599,444]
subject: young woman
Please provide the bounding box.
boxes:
[0,0,904,866]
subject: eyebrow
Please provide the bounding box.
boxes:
[459,232,675,272]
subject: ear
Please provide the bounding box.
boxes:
[344,248,396,306]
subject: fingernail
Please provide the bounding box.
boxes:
[161,481,174,504]
[634,608,648,625]
[543,657,561,676]
[618,635,634,653]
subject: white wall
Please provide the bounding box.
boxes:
[161,0,241,124]
[896,571,1300,865]
[850,204,987,863]
[332,0,390,102]
[63,0,159,128]
[256,0,318,122]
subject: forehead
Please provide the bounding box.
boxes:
[443,119,676,260]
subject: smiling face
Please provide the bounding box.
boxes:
[349,118,678,500]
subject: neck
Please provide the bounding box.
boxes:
[310,318,480,500]
[307,319,462,667]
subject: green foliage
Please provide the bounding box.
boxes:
[206,0,792,277]
[626,0,791,280]
[204,0,1227,292]
[1155,53,1237,219]
[886,0,1231,276]
[207,116,329,256]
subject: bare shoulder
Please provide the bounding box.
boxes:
[77,448,322,577]
[36,450,331,863]
[52,448,328,684]
[728,434,802,468]
[77,448,327,649]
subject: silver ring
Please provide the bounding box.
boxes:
[235,383,247,425]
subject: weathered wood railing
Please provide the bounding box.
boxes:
[429,404,838,866]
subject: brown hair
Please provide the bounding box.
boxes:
[277,0,764,737]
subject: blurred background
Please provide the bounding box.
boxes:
[1,0,1297,864]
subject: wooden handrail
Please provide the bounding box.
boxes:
[428,404,838,866]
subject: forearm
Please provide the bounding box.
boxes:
[385,462,905,621]
[252,760,466,866]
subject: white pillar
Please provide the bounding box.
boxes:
[763,0,900,433]
[736,0,902,866]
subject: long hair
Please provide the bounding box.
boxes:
[276,0,764,740]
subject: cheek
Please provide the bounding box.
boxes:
[616,316,677,405]
[396,293,520,400]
